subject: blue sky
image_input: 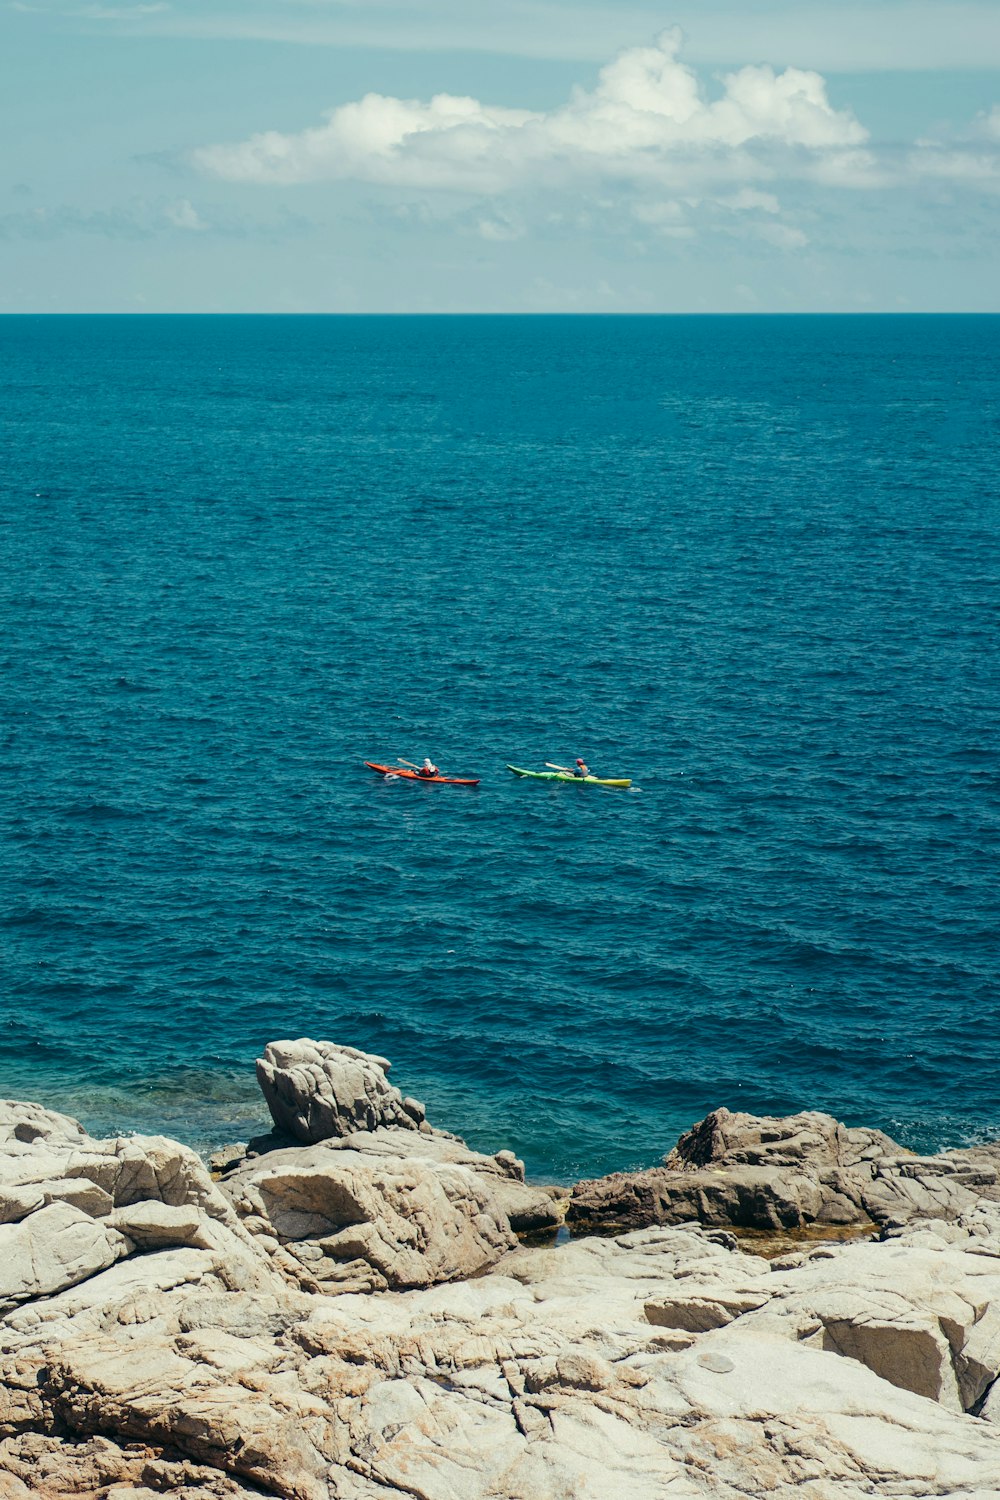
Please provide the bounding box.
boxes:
[3,1,1000,311]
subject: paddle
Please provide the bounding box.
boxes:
[397,758,445,777]
[545,759,618,795]
[546,761,602,779]
[545,760,619,792]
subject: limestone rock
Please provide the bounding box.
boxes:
[328,1126,562,1233]
[490,1175,565,1233]
[645,1284,772,1332]
[6,1081,1000,1499]
[0,1103,282,1335]
[221,1143,517,1293]
[638,1230,1000,1416]
[860,1147,1000,1229]
[568,1160,832,1232]
[0,1434,266,1498]
[568,1106,1000,1235]
[0,1101,89,1150]
[4,1202,1000,1497]
[0,1111,251,1235]
[249,1041,563,1235]
[0,1200,133,1313]
[107,1201,214,1252]
[256,1039,428,1143]
[666,1107,899,1171]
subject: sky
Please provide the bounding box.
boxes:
[3,1,1000,311]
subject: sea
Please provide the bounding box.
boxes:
[2,314,998,1183]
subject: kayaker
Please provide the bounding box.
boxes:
[418,758,440,778]
[573,758,592,778]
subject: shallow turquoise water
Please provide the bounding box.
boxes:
[2,315,998,1179]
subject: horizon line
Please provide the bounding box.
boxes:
[3,310,1000,318]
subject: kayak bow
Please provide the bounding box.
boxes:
[365,761,480,787]
[506,764,631,789]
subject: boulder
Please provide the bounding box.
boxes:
[0,1101,89,1150]
[0,1201,133,1313]
[568,1106,1000,1235]
[107,1202,214,1252]
[0,1105,281,1326]
[328,1126,563,1233]
[256,1039,428,1143]
[246,1041,564,1237]
[569,1160,838,1232]
[221,1142,517,1293]
[0,1103,254,1234]
[666,1108,899,1171]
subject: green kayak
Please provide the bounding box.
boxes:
[506,764,632,789]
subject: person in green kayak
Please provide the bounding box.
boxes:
[573,758,592,778]
[418,758,440,778]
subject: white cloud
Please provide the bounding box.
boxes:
[194,29,868,196]
[631,199,688,226]
[76,2,170,16]
[978,105,1000,140]
[477,213,525,241]
[908,102,1000,191]
[165,198,207,230]
[718,189,781,214]
[196,92,537,191]
[909,146,1000,188]
[751,220,809,249]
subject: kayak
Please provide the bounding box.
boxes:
[365,761,480,787]
[506,764,631,789]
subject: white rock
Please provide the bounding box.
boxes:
[256,1039,426,1143]
[223,1147,516,1292]
[0,1201,132,1310]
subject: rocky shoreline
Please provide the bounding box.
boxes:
[3,1037,1000,1497]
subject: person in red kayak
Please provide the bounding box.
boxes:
[418,758,440,778]
[573,758,592,778]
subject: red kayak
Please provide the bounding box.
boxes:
[365,761,480,786]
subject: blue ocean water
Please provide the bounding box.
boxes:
[2,314,998,1182]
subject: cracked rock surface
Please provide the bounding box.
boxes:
[568,1106,1000,1234]
[219,1140,518,1293]
[4,1065,1000,1498]
[256,1039,432,1144]
[4,1221,1000,1498]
